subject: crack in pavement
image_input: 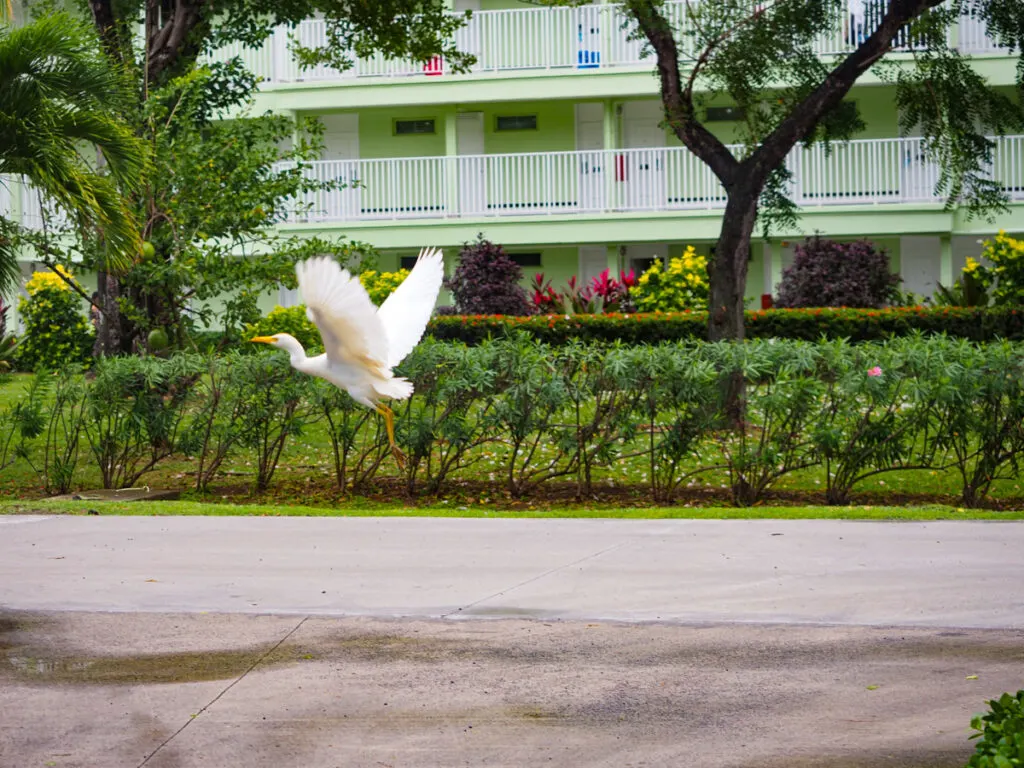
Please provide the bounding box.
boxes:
[136,615,309,768]
[441,541,626,619]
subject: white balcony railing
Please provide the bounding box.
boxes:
[281,135,1024,224]
[0,179,70,232]
[206,2,1014,85]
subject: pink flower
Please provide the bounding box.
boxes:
[867,366,882,377]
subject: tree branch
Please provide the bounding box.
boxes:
[748,0,946,181]
[683,0,781,105]
[626,0,739,187]
[87,0,124,64]
[148,0,207,81]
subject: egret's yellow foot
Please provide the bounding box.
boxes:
[376,403,407,470]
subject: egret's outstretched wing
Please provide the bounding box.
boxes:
[376,247,445,369]
[296,256,389,373]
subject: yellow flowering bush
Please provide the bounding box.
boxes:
[16,267,93,370]
[630,246,710,312]
[359,268,410,306]
[979,230,1024,306]
[244,305,321,352]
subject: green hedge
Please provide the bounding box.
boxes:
[427,306,1024,344]
[4,335,1024,507]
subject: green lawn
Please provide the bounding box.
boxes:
[2,498,1023,520]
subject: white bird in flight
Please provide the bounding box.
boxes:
[250,247,445,467]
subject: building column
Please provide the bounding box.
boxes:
[761,241,774,304]
[606,245,621,275]
[939,234,954,288]
[444,108,459,217]
[602,100,617,213]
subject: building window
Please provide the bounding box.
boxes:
[496,115,538,132]
[705,106,746,122]
[394,118,436,136]
[510,252,542,267]
[399,255,419,270]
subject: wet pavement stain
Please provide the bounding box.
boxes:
[2,643,307,685]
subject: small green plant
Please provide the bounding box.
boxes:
[966,690,1024,768]
[15,267,93,371]
[359,268,410,305]
[630,246,710,312]
[83,355,204,489]
[230,351,316,493]
[933,257,991,307]
[34,366,88,494]
[810,336,945,505]
[179,355,246,492]
[0,374,48,473]
[708,340,823,506]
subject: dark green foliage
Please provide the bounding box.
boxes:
[967,690,1024,768]
[444,236,533,317]
[775,236,901,309]
[427,307,1024,345]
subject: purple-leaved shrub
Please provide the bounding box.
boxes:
[445,235,533,316]
[775,235,901,309]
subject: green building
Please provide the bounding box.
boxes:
[3,0,1022,323]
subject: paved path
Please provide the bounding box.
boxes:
[1,515,1023,626]
[2,515,1024,768]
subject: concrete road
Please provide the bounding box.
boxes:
[2,515,1024,768]
[1,515,1023,626]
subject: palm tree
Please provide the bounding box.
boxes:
[0,12,148,295]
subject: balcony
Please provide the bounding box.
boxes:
[211,2,1012,87]
[281,136,1024,226]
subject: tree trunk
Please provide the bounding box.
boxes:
[708,190,759,342]
[708,189,760,427]
[92,271,125,357]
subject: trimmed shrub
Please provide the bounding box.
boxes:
[15,267,93,370]
[426,306,1024,345]
[631,246,710,312]
[775,236,901,309]
[444,235,532,316]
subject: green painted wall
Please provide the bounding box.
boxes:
[850,87,900,138]
[479,102,576,154]
[356,107,446,158]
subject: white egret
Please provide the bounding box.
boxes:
[250,247,445,467]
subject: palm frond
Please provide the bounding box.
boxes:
[0,13,148,272]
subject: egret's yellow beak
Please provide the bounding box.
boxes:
[250,336,276,344]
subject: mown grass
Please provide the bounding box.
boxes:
[2,498,1023,520]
